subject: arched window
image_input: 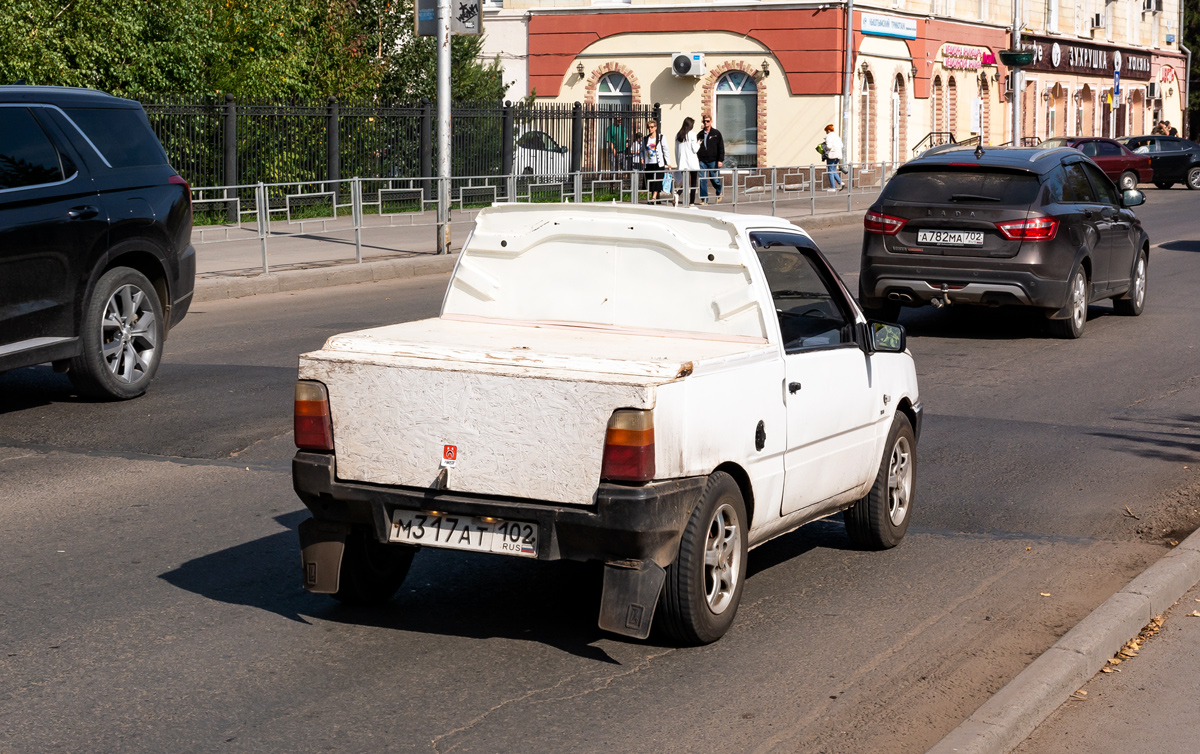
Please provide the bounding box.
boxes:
[859,70,876,162]
[715,71,758,168]
[931,76,944,134]
[978,76,990,145]
[597,73,632,110]
[891,74,906,162]
[947,76,958,137]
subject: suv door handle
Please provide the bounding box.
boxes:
[68,206,99,220]
[788,381,802,394]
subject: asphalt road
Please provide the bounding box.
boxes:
[2,189,1199,753]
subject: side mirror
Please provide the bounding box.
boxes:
[1121,188,1146,207]
[868,321,906,353]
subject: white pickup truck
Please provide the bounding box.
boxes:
[293,203,921,644]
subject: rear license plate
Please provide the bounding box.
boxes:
[389,510,538,558]
[917,230,985,246]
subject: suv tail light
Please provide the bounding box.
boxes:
[995,216,1058,240]
[600,409,655,482]
[168,174,192,212]
[864,210,906,235]
[295,381,334,451]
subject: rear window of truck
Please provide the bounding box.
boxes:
[882,167,1041,205]
[65,107,169,168]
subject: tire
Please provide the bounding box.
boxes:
[1187,167,1200,191]
[332,527,416,605]
[1118,171,1138,191]
[658,471,748,645]
[844,414,915,550]
[1113,249,1147,316]
[1154,181,1174,190]
[1047,266,1088,339]
[68,267,165,400]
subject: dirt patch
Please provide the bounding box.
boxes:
[1131,472,1200,546]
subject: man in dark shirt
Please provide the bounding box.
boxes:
[697,115,725,204]
[1165,121,1179,137]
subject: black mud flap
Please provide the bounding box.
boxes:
[598,559,666,640]
[298,518,349,594]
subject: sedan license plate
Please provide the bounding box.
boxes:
[389,510,538,558]
[917,230,985,246]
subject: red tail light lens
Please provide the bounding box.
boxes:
[168,174,192,212]
[864,210,906,235]
[995,216,1059,240]
[295,381,334,451]
[600,409,655,483]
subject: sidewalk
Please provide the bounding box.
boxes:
[1015,580,1200,753]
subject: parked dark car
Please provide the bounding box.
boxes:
[859,144,1150,339]
[1119,135,1200,190]
[1040,136,1153,190]
[0,86,194,398]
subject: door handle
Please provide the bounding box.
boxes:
[68,206,99,220]
[788,381,802,394]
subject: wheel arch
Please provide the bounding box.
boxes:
[712,461,755,530]
[86,239,173,336]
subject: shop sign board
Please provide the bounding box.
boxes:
[416,0,481,36]
[861,13,917,40]
[1019,35,1151,80]
[940,45,998,70]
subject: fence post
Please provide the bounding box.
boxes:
[256,182,269,275]
[223,94,237,223]
[501,101,515,191]
[570,102,583,175]
[810,164,816,216]
[420,98,433,201]
[353,177,363,264]
[327,96,340,204]
[770,167,777,216]
[847,162,853,212]
[631,169,639,204]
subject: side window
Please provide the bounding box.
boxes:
[1082,162,1119,205]
[0,108,66,190]
[1062,163,1097,203]
[1095,141,1121,156]
[1079,141,1099,157]
[751,233,854,353]
[1156,138,1181,153]
[64,107,168,168]
[1042,166,1068,204]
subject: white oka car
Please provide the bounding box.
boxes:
[292,203,922,645]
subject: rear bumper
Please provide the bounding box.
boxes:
[860,263,1070,310]
[292,452,706,568]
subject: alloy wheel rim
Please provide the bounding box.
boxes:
[1071,274,1086,329]
[1133,257,1146,308]
[703,502,742,615]
[888,435,913,526]
[1191,171,1200,189]
[101,284,157,384]
[1123,175,1135,190]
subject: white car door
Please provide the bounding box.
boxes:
[750,232,879,517]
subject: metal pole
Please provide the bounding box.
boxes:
[843,0,854,165]
[436,0,451,255]
[257,182,269,275]
[353,177,362,263]
[223,94,237,224]
[1011,0,1022,145]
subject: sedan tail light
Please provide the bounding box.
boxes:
[601,409,655,483]
[295,381,334,451]
[864,210,906,235]
[168,174,192,212]
[994,217,1059,241]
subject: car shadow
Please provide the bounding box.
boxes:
[747,519,855,577]
[1159,240,1200,253]
[0,365,93,413]
[1087,413,1200,464]
[896,302,1115,340]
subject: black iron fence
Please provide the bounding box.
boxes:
[140,96,658,189]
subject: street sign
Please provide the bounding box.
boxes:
[1114,70,1121,97]
[416,0,481,36]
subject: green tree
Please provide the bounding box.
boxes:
[1186,0,1198,139]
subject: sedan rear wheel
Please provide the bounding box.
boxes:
[1187,167,1200,191]
[1048,266,1088,339]
[1119,171,1138,191]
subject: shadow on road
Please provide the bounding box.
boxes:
[898,303,1117,341]
[1088,413,1200,464]
[1159,240,1200,253]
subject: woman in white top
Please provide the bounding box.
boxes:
[675,117,700,206]
[822,124,845,191]
[640,120,670,201]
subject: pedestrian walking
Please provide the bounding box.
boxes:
[697,114,725,204]
[676,117,700,206]
[821,124,844,191]
[605,116,628,174]
[640,120,669,201]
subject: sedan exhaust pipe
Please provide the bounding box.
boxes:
[887,292,915,303]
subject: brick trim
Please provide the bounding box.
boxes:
[700,61,768,167]
[583,63,642,107]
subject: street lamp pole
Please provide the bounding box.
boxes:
[436,0,451,254]
[1011,0,1023,145]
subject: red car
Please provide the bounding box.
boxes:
[1040,137,1154,190]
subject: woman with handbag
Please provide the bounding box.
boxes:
[640,120,670,202]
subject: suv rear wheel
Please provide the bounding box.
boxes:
[1047,266,1088,339]
[69,267,165,399]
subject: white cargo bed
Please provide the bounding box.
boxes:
[300,317,770,505]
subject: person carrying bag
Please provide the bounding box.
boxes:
[640,120,670,202]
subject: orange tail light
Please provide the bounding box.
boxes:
[294,381,334,451]
[601,409,655,482]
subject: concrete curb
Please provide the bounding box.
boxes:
[190,209,865,305]
[193,253,461,303]
[927,527,1200,754]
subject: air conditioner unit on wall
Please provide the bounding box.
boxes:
[671,53,706,78]
[1091,13,1104,29]
[1142,0,1162,12]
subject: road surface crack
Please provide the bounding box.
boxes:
[532,648,676,704]
[430,672,582,754]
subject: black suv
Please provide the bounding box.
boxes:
[1,86,194,398]
[1119,135,1200,190]
[859,145,1150,338]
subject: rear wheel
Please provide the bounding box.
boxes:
[332,527,416,605]
[659,472,748,645]
[844,414,915,549]
[1187,167,1200,190]
[1047,266,1088,339]
[1119,171,1138,191]
[1113,249,1147,316]
[69,267,165,400]
[1154,181,1174,190]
